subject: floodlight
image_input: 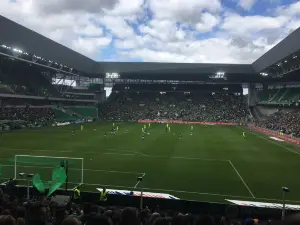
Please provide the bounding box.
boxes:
[260,72,268,76]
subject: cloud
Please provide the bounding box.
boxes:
[72,37,112,57]
[221,13,289,37]
[238,0,257,10]
[0,0,299,64]
[139,19,187,42]
[195,13,220,32]
[276,1,300,17]
[34,0,118,14]
[100,16,136,39]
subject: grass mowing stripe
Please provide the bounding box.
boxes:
[228,160,255,198]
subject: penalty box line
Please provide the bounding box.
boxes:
[1,164,143,176]
[227,160,255,199]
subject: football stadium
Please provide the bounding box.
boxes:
[1,12,300,223]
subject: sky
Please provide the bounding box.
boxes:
[0,0,300,64]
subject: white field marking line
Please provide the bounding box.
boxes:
[100,152,228,161]
[104,148,148,156]
[237,127,300,156]
[1,164,143,175]
[0,147,147,156]
[104,153,135,156]
[228,160,255,198]
[133,173,146,189]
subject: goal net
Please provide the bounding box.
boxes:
[14,155,84,189]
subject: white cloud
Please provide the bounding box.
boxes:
[139,19,187,42]
[149,0,221,21]
[72,37,112,57]
[238,0,257,10]
[195,13,220,32]
[100,16,136,39]
[222,13,289,36]
[115,39,139,49]
[0,0,299,64]
[277,1,300,17]
[75,24,104,36]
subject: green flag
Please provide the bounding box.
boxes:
[32,173,45,193]
[47,167,67,197]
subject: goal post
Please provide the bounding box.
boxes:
[14,155,84,189]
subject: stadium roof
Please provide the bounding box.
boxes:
[1,15,300,79]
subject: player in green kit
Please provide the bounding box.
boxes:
[81,124,84,131]
[242,132,246,138]
[190,125,193,135]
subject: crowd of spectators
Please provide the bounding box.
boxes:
[256,110,300,137]
[0,186,274,225]
[0,107,55,125]
[102,92,247,123]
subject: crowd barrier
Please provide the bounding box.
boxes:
[1,185,295,220]
[249,126,300,145]
[138,120,236,126]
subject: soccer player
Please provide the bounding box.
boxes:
[242,131,246,138]
[94,128,96,131]
[72,129,75,136]
[148,123,151,128]
[179,133,182,140]
[191,125,194,131]
[142,127,144,133]
[80,124,84,131]
[104,131,107,137]
[141,133,145,140]
[116,126,119,132]
[168,126,171,133]
[113,123,115,127]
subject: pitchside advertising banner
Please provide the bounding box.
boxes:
[226,199,300,211]
[138,120,236,125]
[249,126,300,145]
[96,188,179,200]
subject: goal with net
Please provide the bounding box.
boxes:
[13,155,84,189]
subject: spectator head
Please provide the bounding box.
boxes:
[154,218,170,225]
[0,215,15,225]
[62,216,81,225]
[87,215,110,225]
[194,215,215,225]
[120,208,139,225]
[26,202,47,225]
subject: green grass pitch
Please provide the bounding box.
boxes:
[1,122,300,204]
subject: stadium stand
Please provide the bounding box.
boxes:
[101,90,247,123]
[3,15,300,223]
[256,110,300,137]
[257,88,300,104]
